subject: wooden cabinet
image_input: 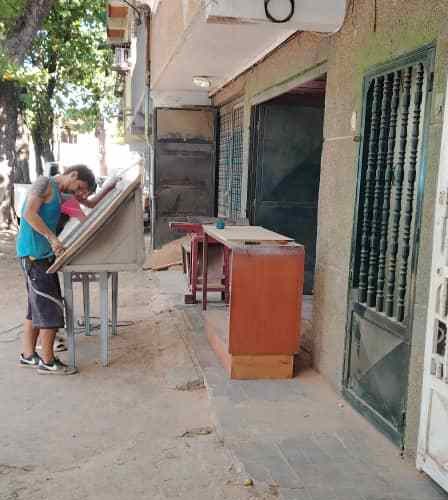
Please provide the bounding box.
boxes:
[202,226,304,379]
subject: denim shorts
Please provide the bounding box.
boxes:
[20,257,65,329]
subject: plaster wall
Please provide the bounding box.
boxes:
[212,0,448,455]
[149,0,202,88]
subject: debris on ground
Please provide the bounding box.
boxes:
[179,426,214,438]
[175,378,205,391]
[244,478,254,487]
[142,236,189,271]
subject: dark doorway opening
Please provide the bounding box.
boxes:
[248,76,326,294]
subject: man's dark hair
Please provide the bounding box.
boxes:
[65,164,97,192]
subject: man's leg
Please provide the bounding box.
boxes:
[39,328,57,364]
[22,320,39,358]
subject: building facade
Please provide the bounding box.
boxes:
[108,0,448,487]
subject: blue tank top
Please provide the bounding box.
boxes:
[16,178,61,259]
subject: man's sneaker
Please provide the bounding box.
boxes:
[37,357,78,375]
[19,352,40,368]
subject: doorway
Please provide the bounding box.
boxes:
[248,76,326,294]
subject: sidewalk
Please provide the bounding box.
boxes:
[0,231,275,500]
[153,271,448,500]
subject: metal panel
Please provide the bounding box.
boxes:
[152,107,217,248]
[249,98,324,294]
[345,46,435,446]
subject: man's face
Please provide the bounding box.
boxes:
[66,172,89,195]
[74,184,91,201]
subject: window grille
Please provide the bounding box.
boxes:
[217,105,244,218]
[354,59,431,323]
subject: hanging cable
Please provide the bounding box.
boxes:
[264,0,295,23]
[120,0,142,25]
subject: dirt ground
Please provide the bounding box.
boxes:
[0,230,275,500]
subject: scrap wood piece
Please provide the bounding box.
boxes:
[179,426,213,438]
[143,236,189,271]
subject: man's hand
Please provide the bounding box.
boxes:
[48,235,65,256]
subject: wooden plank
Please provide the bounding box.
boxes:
[142,236,189,271]
[203,225,294,246]
[204,309,231,375]
[231,355,293,379]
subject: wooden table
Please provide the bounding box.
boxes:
[201,225,304,379]
[202,225,293,310]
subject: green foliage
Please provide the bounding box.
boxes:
[0,0,27,40]
[23,0,117,136]
[0,0,27,78]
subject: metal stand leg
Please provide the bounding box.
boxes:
[82,274,91,336]
[111,272,118,336]
[202,234,208,311]
[63,272,76,370]
[100,272,110,366]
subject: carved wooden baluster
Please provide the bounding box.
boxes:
[396,63,425,322]
[367,74,393,307]
[359,77,383,303]
[376,71,401,312]
[386,66,412,317]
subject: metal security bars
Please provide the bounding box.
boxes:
[217,111,232,216]
[230,106,244,218]
[354,58,431,324]
[217,104,244,218]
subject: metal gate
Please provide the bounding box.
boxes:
[247,96,324,294]
[217,104,244,219]
[417,75,448,492]
[344,47,434,446]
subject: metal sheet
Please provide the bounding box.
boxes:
[152,107,217,249]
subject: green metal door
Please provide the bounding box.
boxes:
[249,97,324,294]
[344,47,434,446]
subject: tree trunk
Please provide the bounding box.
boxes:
[0,0,56,226]
[0,81,19,226]
[96,118,108,176]
[32,130,44,177]
[32,87,56,177]
[4,0,56,66]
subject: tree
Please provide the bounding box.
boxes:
[0,0,55,224]
[24,0,114,175]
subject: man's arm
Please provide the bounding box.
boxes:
[23,179,64,256]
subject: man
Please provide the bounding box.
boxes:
[16,164,96,375]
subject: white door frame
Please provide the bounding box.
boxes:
[417,78,448,492]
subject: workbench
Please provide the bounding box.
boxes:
[48,168,145,370]
[201,225,304,379]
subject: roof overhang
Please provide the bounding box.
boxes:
[151,0,346,97]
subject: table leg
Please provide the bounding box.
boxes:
[223,247,231,304]
[82,274,91,336]
[63,272,76,370]
[112,272,118,336]
[100,272,110,366]
[202,233,208,311]
[191,237,198,303]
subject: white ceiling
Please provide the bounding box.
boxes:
[151,1,346,95]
